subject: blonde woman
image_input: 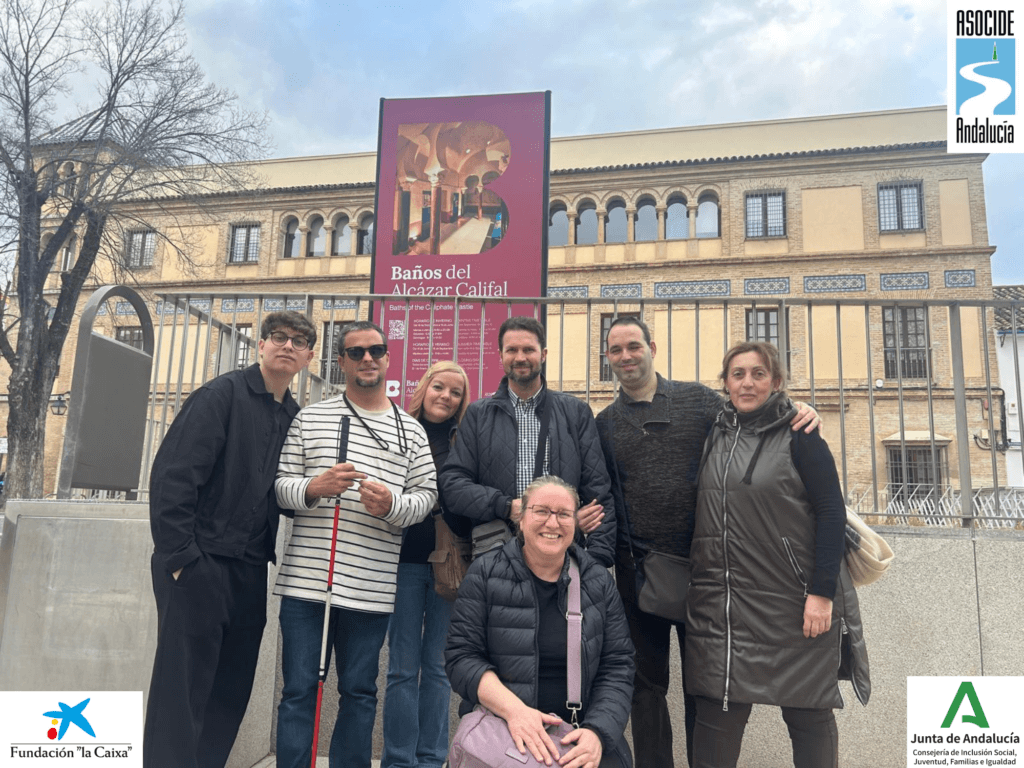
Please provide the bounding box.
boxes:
[382,361,471,768]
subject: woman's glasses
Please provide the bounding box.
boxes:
[526,506,575,525]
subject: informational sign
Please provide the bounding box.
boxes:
[370,91,551,407]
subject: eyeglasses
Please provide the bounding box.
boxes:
[343,344,388,361]
[527,506,575,524]
[266,331,310,350]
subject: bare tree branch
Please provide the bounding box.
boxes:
[0,0,269,503]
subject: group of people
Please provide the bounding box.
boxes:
[143,308,869,768]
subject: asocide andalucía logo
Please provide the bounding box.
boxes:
[0,691,142,766]
[908,678,1021,767]
[947,1,1021,153]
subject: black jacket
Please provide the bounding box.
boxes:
[439,377,616,566]
[149,364,299,573]
[685,395,870,710]
[445,539,635,766]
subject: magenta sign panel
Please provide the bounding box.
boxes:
[370,91,550,408]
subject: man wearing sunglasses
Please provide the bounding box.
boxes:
[145,310,316,768]
[273,320,437,768]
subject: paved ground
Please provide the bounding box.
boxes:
[250,759,381,767]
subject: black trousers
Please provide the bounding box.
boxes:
[693,696,838,768]
[143,552,267,768]
[615,549,695,768]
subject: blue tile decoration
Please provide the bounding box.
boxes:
[153,299,210,315]
[547,285,589,298]
[654,280,730,299]
[744,277,790,295]
[322,299,358,310]
[263,298,284,311]
[945,269,976,288]
[880,272,929,291]
[221,298,255,313]
[96,303,107,316]
[601,283,643,299]
[115,301,134,316]
[803,274,866,293]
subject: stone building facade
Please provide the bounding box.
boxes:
[3,104,1005,511]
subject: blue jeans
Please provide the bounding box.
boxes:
[381,564,453,768]
[276,596,391,768]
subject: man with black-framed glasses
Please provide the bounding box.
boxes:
[273,319,437,768]
[145,310,316,768]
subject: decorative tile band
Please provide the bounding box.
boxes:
[322,299,358,310]
[744,277,790,295]
[154,299,211,315]
[262,298,309,311]
[945,269,976,288]
[547,285,589,299]
[600,283,643,299]
[221,298,256,313]
[803,274,866,293]
[654,280,731,299]
[880,272,929,291]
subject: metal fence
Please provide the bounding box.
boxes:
[80,291,1024,530]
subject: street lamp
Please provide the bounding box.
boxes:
[50,393,68,416]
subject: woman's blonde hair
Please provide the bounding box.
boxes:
[407,360,471,424]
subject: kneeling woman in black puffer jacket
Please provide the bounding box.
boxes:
[445,475,635,768]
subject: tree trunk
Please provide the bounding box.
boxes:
[3,346,58,508]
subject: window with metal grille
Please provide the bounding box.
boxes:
[232,324,253,369]
[887,445,946,500]
[745,192,786,238]
[229,224,260,263]
[600,312,640,382]
[115,326,145,350]
[745,307,790,368]
[125,230,156,268]
[320,321,346,385]
[878,182,923,232]
[883,306,929,379]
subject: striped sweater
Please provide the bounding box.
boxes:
[273,395,437,613]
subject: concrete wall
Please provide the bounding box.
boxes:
[2,503,1022,768]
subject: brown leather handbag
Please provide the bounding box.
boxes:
[428,510,472,602]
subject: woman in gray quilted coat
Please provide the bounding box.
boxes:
[445,475,635,768]
[685,342,870,768]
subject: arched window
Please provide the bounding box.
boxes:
[635,197,658,242]
[576,200,598,245]
[666,194,688,239]
[61,163,76,197]
[548,203,568,247]
[60,233,76,271]
[282,217,300,258]
[307,216,325,257]
[357,214,374,255]
[605,199,627,243]
[332,215,351,255]
[696,193,720,238]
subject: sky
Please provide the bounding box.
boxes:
[180,0,1023,285]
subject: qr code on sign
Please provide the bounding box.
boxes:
[388,320,406,340]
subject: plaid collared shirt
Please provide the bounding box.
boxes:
[509,386,550,496]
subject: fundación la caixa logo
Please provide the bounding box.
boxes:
[907,678,1021,767]
[948,2,1021,153]
[0,691,142,766]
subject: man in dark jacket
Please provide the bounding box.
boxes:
[439,316,616,566]
[144,310,316,768]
